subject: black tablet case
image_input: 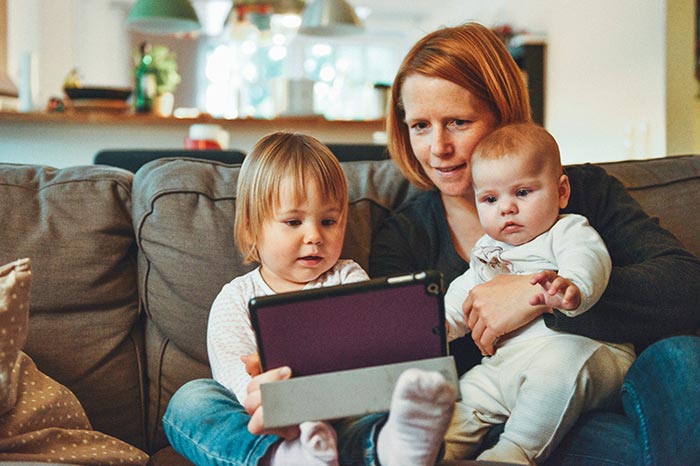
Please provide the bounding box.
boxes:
[249,270,446,377]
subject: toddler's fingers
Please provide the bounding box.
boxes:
[247,406,265,435]
[243,387,261,412]
[241,353,262,376]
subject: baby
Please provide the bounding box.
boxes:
[443,123,636,464]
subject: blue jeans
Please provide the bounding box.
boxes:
[162,378,387,466]
[163,336,700,466]
[544,335,700,466]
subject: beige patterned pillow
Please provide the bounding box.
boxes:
[0,257,148,465]
[0,258,30,416]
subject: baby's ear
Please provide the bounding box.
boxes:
[558,174,571,209]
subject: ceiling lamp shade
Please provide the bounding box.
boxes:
[299,0,364,36]
[127,0,201,35]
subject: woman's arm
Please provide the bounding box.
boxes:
[552,164,700,348]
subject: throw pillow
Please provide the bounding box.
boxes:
[0,258,30,416]
[0,258,148,465]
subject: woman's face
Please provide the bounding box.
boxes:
[401,75,498,199]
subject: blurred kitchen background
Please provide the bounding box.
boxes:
[1,0,699,165]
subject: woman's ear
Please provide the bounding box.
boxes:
[558,174,571,209]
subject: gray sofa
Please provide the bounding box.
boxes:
[1,154,699,465]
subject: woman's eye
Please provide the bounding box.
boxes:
[410,121,429,133]
[449,119,470,129]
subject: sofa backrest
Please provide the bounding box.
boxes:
[2,154,698,456]
[133,154,700,452]
[599,155,700,258]
[131,157,421,451]
[0,163,146,450]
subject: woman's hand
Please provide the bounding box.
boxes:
[240,354,300,439]
[463,274,549,355]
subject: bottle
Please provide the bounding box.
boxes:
[134,42,157,113]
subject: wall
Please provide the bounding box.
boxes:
[7,0,131,106]
[417,0,667,163]
[0,116,383,167]
[3,0,698,167]
[666,0,700,155]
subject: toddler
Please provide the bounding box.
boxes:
[202,131,455,466]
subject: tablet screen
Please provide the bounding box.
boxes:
[249,270,446,376]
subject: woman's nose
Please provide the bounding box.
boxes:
[431,128,452,157]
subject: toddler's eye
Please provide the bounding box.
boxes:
[516,189,531,197]
[284,219,301,227]
[322,219,338,226]
[484,196,497,204]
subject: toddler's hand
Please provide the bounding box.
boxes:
[241,353,262,377]
[243,365,300,440]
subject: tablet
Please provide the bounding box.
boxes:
[249,270,447,377]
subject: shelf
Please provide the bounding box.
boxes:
[0,110,386,131]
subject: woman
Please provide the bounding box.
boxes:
[166,22,700,466]
[370,22,700,465]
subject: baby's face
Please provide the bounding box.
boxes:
[472,153,569,245]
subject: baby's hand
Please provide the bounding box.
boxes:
[529,270,581,311]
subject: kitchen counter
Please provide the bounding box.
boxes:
[0,111,386,168]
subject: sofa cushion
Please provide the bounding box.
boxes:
[598,155,700,258]
[133,157,419,451]
[0,164,145,450]
[133,158,248,451]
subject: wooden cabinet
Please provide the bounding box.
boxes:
[510,38,546,125]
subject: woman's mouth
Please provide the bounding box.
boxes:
[434,162,467,173]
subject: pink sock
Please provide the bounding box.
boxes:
[265,421,339,466]
[377,368,456,466]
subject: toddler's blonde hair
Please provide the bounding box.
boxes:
[234,132,348,264]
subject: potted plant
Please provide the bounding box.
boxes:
[133,44,181,116]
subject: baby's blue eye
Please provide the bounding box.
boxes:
[516,189,530,197]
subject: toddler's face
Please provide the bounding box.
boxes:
[472,154,569,246]
[257,178,345,293]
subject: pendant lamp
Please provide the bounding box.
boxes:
[299,0,363,36]
[127,0,201,35]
